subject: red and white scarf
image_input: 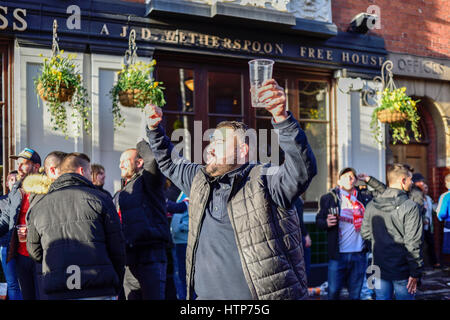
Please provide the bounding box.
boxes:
[340,188,365,232]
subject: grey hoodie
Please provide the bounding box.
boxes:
[361,188,424,280]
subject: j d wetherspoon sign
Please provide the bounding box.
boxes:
[0,4,386,69]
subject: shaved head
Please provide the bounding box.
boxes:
[120,148,144,180]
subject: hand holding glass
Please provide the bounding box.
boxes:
[248,59,274,108]
[17,224,27,243]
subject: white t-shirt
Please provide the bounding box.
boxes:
[338,190,364,253]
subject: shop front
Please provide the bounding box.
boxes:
[1,0,388,284]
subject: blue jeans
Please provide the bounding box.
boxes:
[360,253,374,300]
[0,246,23,300]
[328,252,366,300]
[123,262,167,300]
[302,237,311,282]
[173,243,187,300]
[375,278,415,300]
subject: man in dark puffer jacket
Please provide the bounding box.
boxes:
[114,140,170,300]
[361,163,423,300]
[26,153,126,300]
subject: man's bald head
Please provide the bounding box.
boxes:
[119,148,144,180]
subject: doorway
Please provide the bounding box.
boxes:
[390,144,428,179]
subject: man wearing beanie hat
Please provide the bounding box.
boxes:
[0,148,41,300]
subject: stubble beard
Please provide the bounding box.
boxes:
[205,162,240,177]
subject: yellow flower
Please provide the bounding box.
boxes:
[151,59,156,66]
[153,82,159,88]
[71,64,75,68]
[60,50,64,54]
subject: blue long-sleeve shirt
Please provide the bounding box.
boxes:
[437,190,450,223]
[146,112,317,299]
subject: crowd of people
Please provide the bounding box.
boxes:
[0,78,449,301]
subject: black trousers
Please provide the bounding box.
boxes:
[15,254,39,300]
[123,262,167,300]
[424,230,439,266]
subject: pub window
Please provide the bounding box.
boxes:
[208,71,243,127]
[156,66,195,160]
[297,81,329,207]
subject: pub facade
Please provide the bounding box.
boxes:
[1,0,394,284]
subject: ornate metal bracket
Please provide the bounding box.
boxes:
[123,29,138,68]
[51,19,60,57]
[362,60,395,107]
[336,60,396,107]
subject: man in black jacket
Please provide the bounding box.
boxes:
[114,141,171,300]
[361,163,423,300]
[315,168,386,300]
[26,152,126,300]
[0,147,42,300]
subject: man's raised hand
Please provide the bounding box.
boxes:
[145,104,163,130]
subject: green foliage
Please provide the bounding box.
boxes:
[370,87,421,145]
[109,60,166,129]
[34,51,91,138]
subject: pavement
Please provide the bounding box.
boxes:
[308,266,450,300]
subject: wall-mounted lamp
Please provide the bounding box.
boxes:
[185,78,194,91]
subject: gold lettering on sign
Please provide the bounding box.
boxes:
[233,40,241,50]
[351,54,360,64]
[243,40,251,51]
[12,8,27,31]
[223,38,232,49]
[275,44,283,54]
[120,26,128,38]
[264,42,273,54]
[252,41,261,52]
[211,36,220,48]
[362,55,368,65]
[165,31,178,43]
[141,28,151,40]
[199,34,210,46]
[308,48,315,58]
[326,50,333,61]
[300,46,307,58]
[342,52,350,63]
[178,32,187,44]
[379,57,385,66]
[317,49,324,59]
[0,6,8,30]
[370,56,377,66]
[101,24,109,35]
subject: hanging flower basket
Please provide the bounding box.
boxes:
[109,30,165,129]
[376,109,408,123]
[37,81,75,103]
[369,61,421,145]
[370,87,421,145]
[118,89,154,108]
[33,20,91,138]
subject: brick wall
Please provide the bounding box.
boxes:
[332,0,450,59]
